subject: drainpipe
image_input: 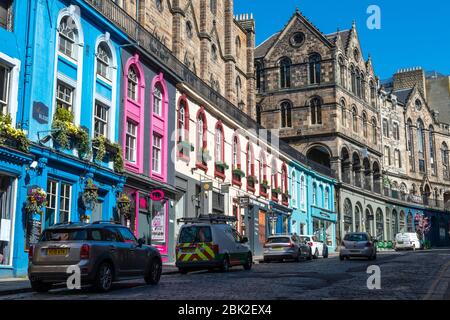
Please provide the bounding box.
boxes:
[20,0,37,131]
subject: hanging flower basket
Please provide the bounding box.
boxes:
[117,193,132,217]
[82,179,98,210]
[25,187,47,214]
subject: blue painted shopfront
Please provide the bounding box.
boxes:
[288,161,337,252]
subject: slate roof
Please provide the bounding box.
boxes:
[392,88,413,105]
[255,32,280,59]
[325,29,351,50]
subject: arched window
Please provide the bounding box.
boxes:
[235,76,243,108]
[300,175,306,208]
[372,118,378,145]
[339,57,345,87]
[256,62,263,92]
[394,149,401,168]
[177,97,189,144]
[232,134,242,185]
[96,42,112,80]
[210,0,217,14]
[429,125,436,175]
[280,100,292,128]
[312,183,317,205]
[340,98,347,127]
[211,44,218,61]
[407,119,415,171]
[271,158,278,200]
[259,151,268,196]
[362,112,368,138]
[153,83,163,117]
[324,187,330,210]
[235,36,241,57]
[350,65,356,94]
[291,170,297,207]
[196,109,208,167]
[310,97,322,125]
[309,53,321,84]
[279,57,291,88]
[246,143,255,190]
[214,121,225,177]
[417,119,426,172]
[442,142,449,179]
[185,21,193,39]
[369,80,376,107]
[281,163,288,204]
[127,66,138,101]
[356,69,361,98]
[58,16,78,60]
[360,74,366,100]
[352,106,358,132]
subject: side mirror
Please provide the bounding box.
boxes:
[241,237,249,243]
[137,238,145,247]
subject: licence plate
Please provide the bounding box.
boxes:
[272,247,284,250]
[47,248,69,256]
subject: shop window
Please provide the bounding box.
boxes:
[44,179,72,228]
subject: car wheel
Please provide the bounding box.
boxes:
[339,255,344,261]
[313,249,319,259]
[145,258,162,285]
[220,255,230,272]
[294,250,301,262]
[307,250,313,260]
[323,248,329,259]
[243,252,252,270]
[30,280,52,293]
[94,262,114,292]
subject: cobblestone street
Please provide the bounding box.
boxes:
[2,249,449,300]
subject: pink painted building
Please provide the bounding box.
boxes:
[119,51,178,262]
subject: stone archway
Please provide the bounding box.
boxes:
[307,145,331,168]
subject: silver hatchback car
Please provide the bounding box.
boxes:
[263,234,312,262]
[339,232,377,261]
[28,222,162,292]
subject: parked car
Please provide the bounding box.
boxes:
[339,232,377,260]
[299,235,328,259]
[263,234,312,262]
[175,215,252,274]
[28,221,162,293]
[394,232,421,251]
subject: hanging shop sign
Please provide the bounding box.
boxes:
[149,189,165,202]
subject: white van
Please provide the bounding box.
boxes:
[175,215,252,274]
[394,232,421,251]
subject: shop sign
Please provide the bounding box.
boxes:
[32,102,49,124]
[149,189,165,202]
[239,196,250,208]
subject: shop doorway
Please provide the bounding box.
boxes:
[0,174,15,266]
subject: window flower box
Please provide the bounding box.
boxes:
[0,113,30,152]
[92,136,124,173]
[215,161,229,178]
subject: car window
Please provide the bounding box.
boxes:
[41,229,87,241]
[299,236,310,242]
[267,237,290,244]
[179,226,212,243]
[90,229,102,241]
[103,228,121,242]
[344,233,368,241]
[118,227,137,243]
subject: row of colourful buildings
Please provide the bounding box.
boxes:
[0,0,335,278]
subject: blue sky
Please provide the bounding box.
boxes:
[234,0,450,80]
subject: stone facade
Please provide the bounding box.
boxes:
[116,0,256,116]
[253,9,450,245]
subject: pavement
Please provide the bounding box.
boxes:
[1,249,448,299]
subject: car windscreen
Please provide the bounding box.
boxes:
[344,234,368,242]
[267,237,290,244]
[179,226,212,243]
[40,229,88,241]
